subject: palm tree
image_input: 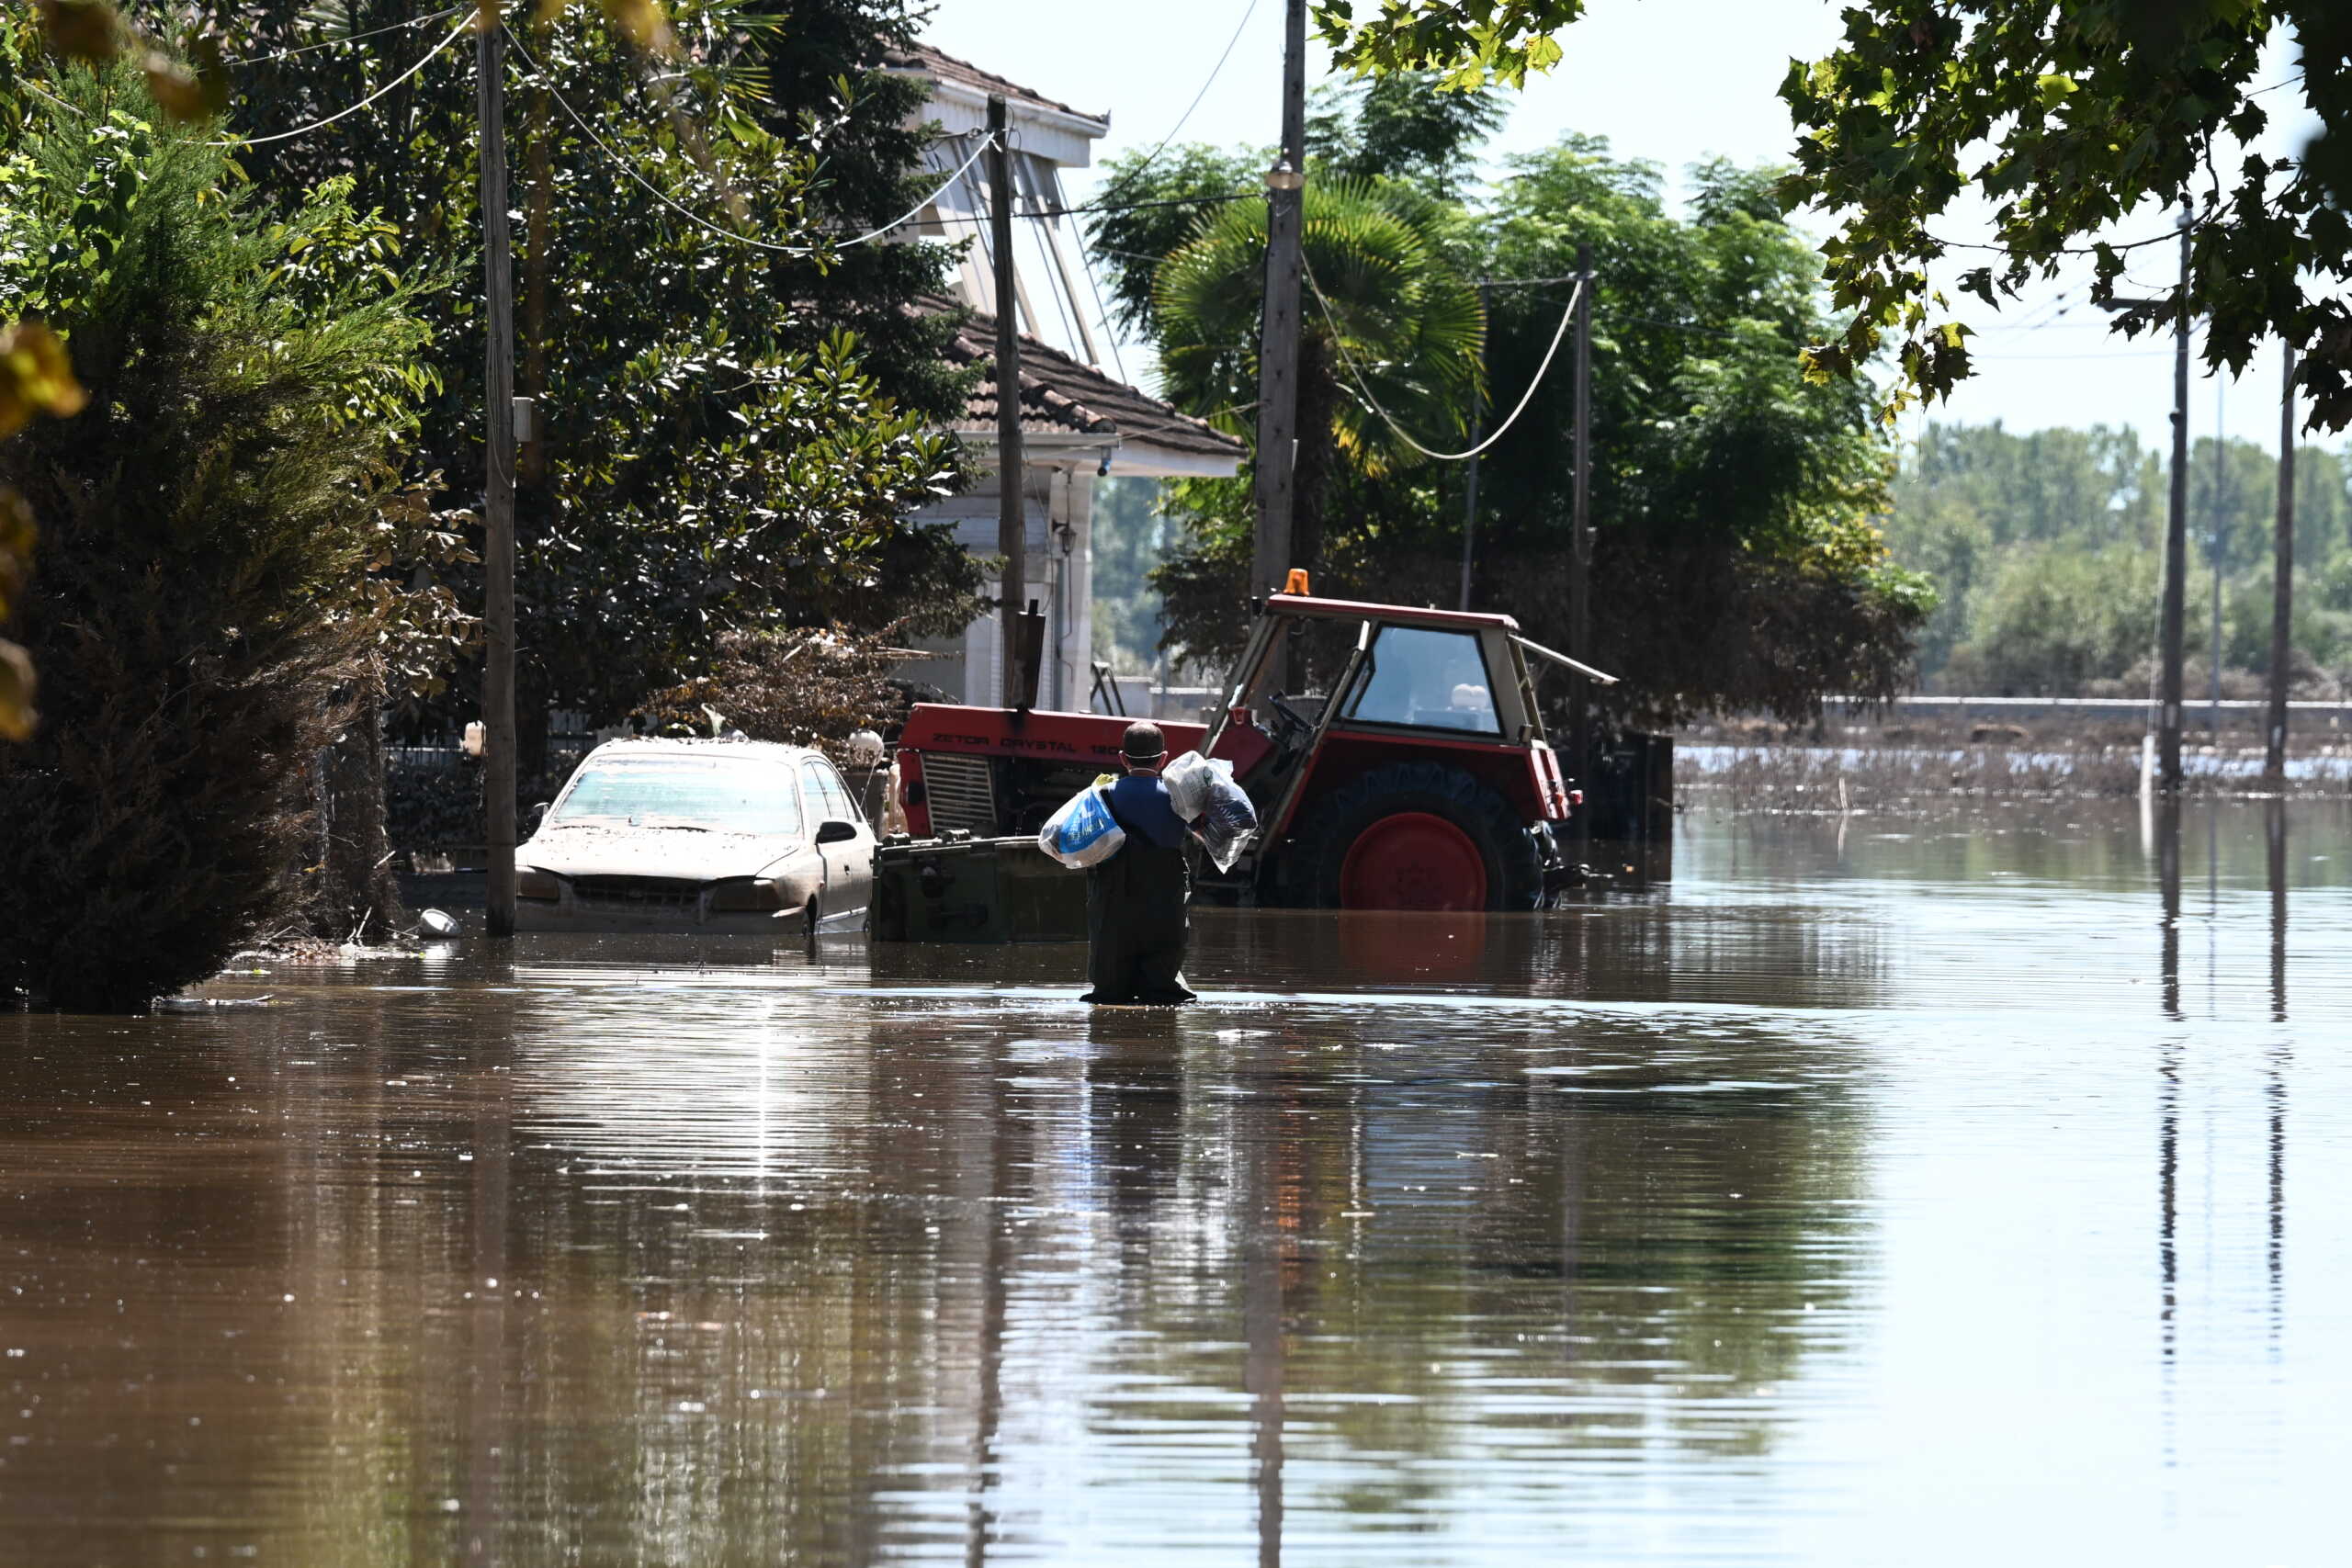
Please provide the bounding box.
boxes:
[1152,178,1485,584]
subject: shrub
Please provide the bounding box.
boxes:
[637,626,921,766]
[0,67,430,1008]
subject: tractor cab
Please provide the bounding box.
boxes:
[1201,592,1612,907]
[881,584,1616,919]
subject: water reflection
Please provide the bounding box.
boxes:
[0,801,2347,1562]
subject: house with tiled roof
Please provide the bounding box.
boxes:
[881,44,1245,709]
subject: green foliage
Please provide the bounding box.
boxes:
[1772,2,2352,428]
[1893,420,2352,694]
[1312,0,1586,91]
[1306,70,1504,197]
[1312,1,2352,437]
[0,65,431,1007]
[1086,143,1263,341]
[150,0,980,731]
[1157,176,1486,471]
[1941,543,2159,696]
[1089,477,1168,672]
[1102,115,1930,726]
[639,625,910,765]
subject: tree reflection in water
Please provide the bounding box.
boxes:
[1,801,2346,1562]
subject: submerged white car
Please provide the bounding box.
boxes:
[514,739,875,933]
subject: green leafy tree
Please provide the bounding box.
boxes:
[1306,69,1504,197]
[1890,420,2352,693]
[1155,176,1485,606]
[144,0,980,753]
[1095,116,1932,725]
[1313,0,1587,90]
[1315,1,2352,430]
[1465,147,1928,724]
[1942,543,2158,695]
[1089,477,1169,673]
[0,62,432,1007]
[0,319,85,740]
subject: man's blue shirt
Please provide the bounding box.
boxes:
[1105,773,1187,850]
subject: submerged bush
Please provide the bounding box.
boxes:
[0,63,430,1009]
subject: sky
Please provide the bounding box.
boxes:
[916,0,2332,457]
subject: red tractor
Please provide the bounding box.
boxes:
[888,588,1615,912]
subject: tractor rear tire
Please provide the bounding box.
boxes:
[1284,761,1544,911]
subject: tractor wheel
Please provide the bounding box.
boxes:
[1285,761,1544,911]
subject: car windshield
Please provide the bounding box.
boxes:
[547,755,805,835]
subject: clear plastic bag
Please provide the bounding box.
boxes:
[1160,750,1226,821]
[1038,777,1125,869]
[1163,751,1255,873]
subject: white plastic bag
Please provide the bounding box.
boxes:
[1038,776,1125,869]
[1160,750,1229,822]
[1163,750,1255,873]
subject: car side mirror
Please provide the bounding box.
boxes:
[527,801,551,831]
[814,818,858,846]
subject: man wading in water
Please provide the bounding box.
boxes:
[1082,722,1197,1006]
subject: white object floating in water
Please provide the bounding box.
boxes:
[417,908,461,940]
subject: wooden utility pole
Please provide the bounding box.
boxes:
[2158,206,2192,791]
[1566,243,1594,788]
[989,95,1027,706]
[2267,346,2297,779]
[1249,0,1307,614]
[479,20,518,936]
[1456,282,1485,611]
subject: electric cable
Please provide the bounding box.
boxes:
[1306,256,1582,464]
[204,8,473,147]
[922,190,1251,229]
[1081,0,1260,216]
[18,77,85,118]
[505,24,990,255]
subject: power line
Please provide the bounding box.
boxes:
[922,190,1253,229]
[204,9,473,147]
[1928,211,2210,256]
[504,25,991,256]
[1084,0,1261,216]
[17,77,85,118]
[1306,256,1582,464]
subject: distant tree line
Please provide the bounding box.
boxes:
[1886,422,2352,697]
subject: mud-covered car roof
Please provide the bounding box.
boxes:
[573,737,823,764]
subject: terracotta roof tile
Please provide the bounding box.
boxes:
[940,310,1245,461]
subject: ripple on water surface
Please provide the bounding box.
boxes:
[0,799,2347,1565]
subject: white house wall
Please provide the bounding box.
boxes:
[905,465,1094,712]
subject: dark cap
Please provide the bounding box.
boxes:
[1120,721,1167,762]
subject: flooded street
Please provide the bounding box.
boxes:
[4,801,2348,1566]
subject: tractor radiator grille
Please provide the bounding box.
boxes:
[918,752,998,834]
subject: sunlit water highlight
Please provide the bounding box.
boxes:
[2,800,2348,1565]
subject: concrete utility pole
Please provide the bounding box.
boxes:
[2211,374,2225,740]
[1456,282,1485,612]
[1566,243,1594,788]
[988,95,1026,706]
[479,21,517,937]
[2267,346,2297,779]
[1249,0,1307,614]
[2159,206,2192,791]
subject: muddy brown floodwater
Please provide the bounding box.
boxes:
[3,800,2348,1565]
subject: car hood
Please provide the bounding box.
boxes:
[519,826,811,883]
